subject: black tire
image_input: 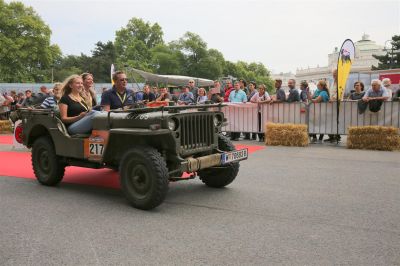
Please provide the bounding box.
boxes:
[119,146,169,210]
[199,135,240,188]
[32,136,65,186]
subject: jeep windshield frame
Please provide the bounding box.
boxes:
[106,103,226,129]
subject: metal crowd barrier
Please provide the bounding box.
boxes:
[221,101,400,135]
[221,103,259,133]
[308,101,400,134]
[260,102,307,125]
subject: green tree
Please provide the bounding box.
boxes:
[53,41,116,82]
[52,55,84,82]
[150,43,184,74]
[0,0,61,82]
[372,35,400,70]
[195,49,225,80]
[115,18,164,71]
[174,32,208,77]
[223,60,274,93]
[88,41,116,82]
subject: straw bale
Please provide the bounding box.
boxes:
[348,126,397,136]
[0,120,12,133]
[265,123,309,147]
[347,126,400,151]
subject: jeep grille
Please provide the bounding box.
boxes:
[179,113,215,154]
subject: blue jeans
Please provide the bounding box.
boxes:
[68,110,100,135]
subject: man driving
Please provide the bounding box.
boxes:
[101,71,135,111]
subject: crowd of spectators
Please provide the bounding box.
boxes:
[216,72,399,142]
[1,71,399,140]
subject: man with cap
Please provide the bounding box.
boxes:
[271,79,286,102]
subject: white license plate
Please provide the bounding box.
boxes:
[221,149,248,164]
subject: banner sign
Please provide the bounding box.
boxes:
[337,39,355,101]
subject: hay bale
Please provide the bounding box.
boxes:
[347,126,400,151]
[0,120,12,133]
[265,123,309,147]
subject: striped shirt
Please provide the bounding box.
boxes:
[40,96,58,109]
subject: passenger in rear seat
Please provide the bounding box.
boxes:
[40,83,62,110]
[81,73,97,109]
[59,74,100,135]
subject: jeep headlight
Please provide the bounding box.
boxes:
[214,115,222,126]
[168,118,178,131]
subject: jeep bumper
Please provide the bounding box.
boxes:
[181,148,248,172]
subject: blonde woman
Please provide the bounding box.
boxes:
[81,73,97,109]
[59,75,99,135]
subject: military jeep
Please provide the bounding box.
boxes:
[14,104,248,210]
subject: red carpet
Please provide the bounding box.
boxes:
[0,145,264,189]
[0,135,13,145]
[235,144,265,153]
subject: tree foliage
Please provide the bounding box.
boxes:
[150,44,184,75]
[372,35,400,70]
[0,0,61,82]
[87,41,116,82]
[0,4,273,87]
[52,41,116,82]
[114,18,163,71]
[223,60,273,92]
[112,22,273,87]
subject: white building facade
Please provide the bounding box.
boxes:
[296,34,385,83]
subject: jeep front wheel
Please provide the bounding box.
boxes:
[199,135,239,188]
[119,147,169,210]
[32,136,65,186]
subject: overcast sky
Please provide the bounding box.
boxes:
[13,0,400,74]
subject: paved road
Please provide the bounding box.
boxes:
[0,141,399,265]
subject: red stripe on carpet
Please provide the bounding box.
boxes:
[0,135,13,145]
[0,152,121,188]
[0,144,264,189]
[235,144,265,153]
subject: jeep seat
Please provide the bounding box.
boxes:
[54,116,90,138]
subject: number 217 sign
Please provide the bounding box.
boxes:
[84,130,110,161]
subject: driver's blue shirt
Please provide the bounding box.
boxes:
[100,86,135,110]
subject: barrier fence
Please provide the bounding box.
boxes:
[1,101,399,135]
[221,101,400,134]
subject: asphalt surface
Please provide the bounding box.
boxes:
[0,140,399,265]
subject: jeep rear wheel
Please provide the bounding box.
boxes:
[32,136,65,186]
[119,146,169,210]
[199,135,239,188]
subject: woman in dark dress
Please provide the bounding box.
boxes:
[59,75,99,135]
